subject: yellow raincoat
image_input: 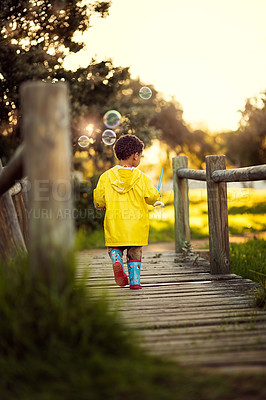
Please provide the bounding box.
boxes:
[93,166,160,246]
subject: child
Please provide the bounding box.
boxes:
[93,134,160,289]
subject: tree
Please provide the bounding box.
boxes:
[0,0,164,172]
[0,0,111,162]
[72,75,162,174]
[218,95,266,167]
[1,0,216,176]
[150,99,215,168]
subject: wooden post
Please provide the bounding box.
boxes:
[206,155,230,274]
[0,160,27,262]
[20,81,75,288]
[172,156,190,252]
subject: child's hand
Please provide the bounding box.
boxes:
[93,201,106,211]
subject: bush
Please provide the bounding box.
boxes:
[0,256,136,398]
[73,176,105,231]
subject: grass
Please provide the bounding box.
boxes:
[0,255,266,399]
[76,226,105,250]
[230,239,266,281]
[230,239,266,309]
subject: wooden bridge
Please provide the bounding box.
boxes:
[78,247,266,373]
[0,81,266,372]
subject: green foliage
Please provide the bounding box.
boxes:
[149,218,175,243]
[149,100,216,168]
[249,270,266,309]
[0,0,218,176]
[228,202,266,215]
[76,227,105,251]
[230,239,266,282]
[182,241,194,256]
[217,93,266,167]
[0,0,111,101]
[0,0,117,163]
[73,176,104,231]
[0,255,137,398]
[72,76,162,173]
[0,0,164,171]
[230,239,266,310]
[0,0,216,173]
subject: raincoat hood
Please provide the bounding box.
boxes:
[107,166,141,193]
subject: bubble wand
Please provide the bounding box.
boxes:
[154,168,165,209]
[158,167,164,194]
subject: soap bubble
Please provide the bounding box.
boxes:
[153,200,165,215]
[103,110,121,129]
[102,129,116,145]
[78,135,90,148]
[153,201,165,209]
[139,86,152,100]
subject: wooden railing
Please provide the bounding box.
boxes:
[172,155,266,275]
[0,81,74,289]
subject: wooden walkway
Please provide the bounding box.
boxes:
[77,248,266,373]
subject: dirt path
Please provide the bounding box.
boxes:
[147,231,266,253]
[84,232,265,256]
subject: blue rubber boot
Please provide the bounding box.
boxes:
[109,249,128,287]
[127,260,142,290]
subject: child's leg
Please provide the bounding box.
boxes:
[108,247,128,287]
[127,247,142,290]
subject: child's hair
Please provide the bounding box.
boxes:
[114,134,144,160]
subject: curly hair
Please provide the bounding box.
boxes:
[114,134,144,160]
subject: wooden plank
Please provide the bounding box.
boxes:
[114,299,252,310]
[144,348,266,366]
[78,250,266,370]
[141,335,266,351]
[122,314,266,330]
[86,287,257,299]
[116,302,251,312]
[139,325,266,341]
[141,330,266,343]
[120,307,264,320]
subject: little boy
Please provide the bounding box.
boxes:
[93,134,160,289]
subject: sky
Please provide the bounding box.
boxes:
[64,0,266,132]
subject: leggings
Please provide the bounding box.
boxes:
[107,246,142,261]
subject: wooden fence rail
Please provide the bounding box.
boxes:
[0,144,24,197]
[172,156,266,275]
